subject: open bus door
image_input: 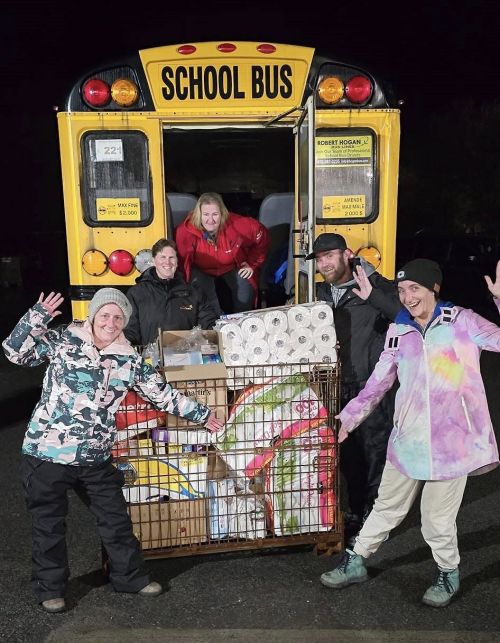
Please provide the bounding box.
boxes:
[294,95,316,303]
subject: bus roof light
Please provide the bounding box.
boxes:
[82,79,111,107]
[217,43,237,53]
[257,43,276,54]
[345,75,372,104]
[111,78,139,107]
[108,250,135,276]
[317,76,344,105]
[177,44,196,55]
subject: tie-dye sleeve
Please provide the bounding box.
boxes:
[465,306,500,352]
[2,303,62,367]
[339,324,399,432]
[133,360,211,425]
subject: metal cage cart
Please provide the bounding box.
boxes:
[115,361,342,559]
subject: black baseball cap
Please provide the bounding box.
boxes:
[305,233,347,260]
[396,258,443,293]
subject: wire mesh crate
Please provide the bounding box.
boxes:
[115,361,342,558]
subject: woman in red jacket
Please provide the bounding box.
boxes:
[175,192,269,314]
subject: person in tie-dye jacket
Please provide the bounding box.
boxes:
[2,287,223,614]
[320,259,500,608]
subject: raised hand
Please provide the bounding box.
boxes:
[352,265,373,300]
[38,291,64,318]
[238,262,254,280]
[484,260,500,298]
[205,410,224,433]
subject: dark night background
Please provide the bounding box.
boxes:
[2,0,500,314]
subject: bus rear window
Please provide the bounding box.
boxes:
[80,131,152,227]
[315,128,378,224]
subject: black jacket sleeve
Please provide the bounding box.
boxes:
[366,273,402,321]
[124,288,142,345]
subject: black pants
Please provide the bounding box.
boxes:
[340,381,395,519]
[20,455,149,603]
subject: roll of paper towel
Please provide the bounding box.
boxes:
[290,327,314,352]
[310,303,334,328]
[245,340,271,364]
[263,310,288,335]
[220,323,244,347]
[268,331,292,357]
[224,348,248,366]
[313,326,337,350]
[314,348,338,364]
[287,305,312,330]
[241,316,266,339]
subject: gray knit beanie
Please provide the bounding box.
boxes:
[88,288,132,325]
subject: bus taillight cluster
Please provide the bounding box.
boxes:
[317,75,372,106]
[82,78,139,108]
[82,249,152,276]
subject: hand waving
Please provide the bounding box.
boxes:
[38,291,64,318]
[352,265,373,301]
[485,261,500,299]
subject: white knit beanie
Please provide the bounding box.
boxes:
[88,288,132,325]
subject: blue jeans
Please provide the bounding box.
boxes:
[191,267,255,315]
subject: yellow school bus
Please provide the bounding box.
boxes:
[57,41,400,317]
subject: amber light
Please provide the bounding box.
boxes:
[82,249,108,276]
[357,246,381,269]
[345,75,373,104]
[108,250,135,276]
[317,76,344,105]
[111,78,139,107]
[177,44,196,55]
[82,79,111,107]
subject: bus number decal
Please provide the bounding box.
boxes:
[95,139,124,162]
[161,64,293,101]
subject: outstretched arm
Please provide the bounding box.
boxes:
[485,261,500,299]
[2,292,65,366]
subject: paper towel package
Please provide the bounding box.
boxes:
[216,302,337,388]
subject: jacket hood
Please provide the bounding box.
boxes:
[69,320,136,356]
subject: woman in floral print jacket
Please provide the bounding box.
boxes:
[320,259,500,609]
[2,287,223,613]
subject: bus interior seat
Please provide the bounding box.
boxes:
[257,192,294,305]
[166,193,198,233]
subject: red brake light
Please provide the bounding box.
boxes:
[345,75,372,104]
[177,44,196,55]
[82,79,111,107]
[217,43,237,53]
[257,43,276,54]
[108,250,134,276]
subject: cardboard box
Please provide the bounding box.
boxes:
[160,330,228,432]
[119,452,209,503]
[130,499,207,549]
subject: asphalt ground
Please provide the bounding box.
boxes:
[0,288,499,642]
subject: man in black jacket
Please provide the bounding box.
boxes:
[125,239,219,346]
[306,233,401,544]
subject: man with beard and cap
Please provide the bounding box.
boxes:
[306,233,401,545]
[3,287,223,614]
[319,259,500,608]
